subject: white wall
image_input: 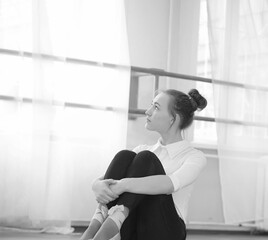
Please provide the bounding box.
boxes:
[125,0,170,69]
[187,154,224,223]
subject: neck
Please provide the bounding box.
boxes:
[160,130,183,145]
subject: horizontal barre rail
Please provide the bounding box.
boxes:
[131,67,268,92]
[1,95,267,128]
[0,48,129,71]
[129,108,268,128]
[0,95,121,112]
[1,48,268,92]
[131,66,212,84]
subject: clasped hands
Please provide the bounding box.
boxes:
[92,178,125,205]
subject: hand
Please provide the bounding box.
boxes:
[110,180,125,196]
[92,178,119,204]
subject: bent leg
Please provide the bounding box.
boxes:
[104,150,137,180]
[94,150,168,240]
[94,150,185,240]
[120,152,186,240]
[94,151,165,240]
[80,150,136,240]
[113,150,186,240]
[136,194,186,240]
[117,150,166,210]
[104,150,137,209]
[119,150,167,240]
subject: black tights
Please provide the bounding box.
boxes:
[103,150,186,240]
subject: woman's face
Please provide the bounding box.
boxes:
[145,92,174,134]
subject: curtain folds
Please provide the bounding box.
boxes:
[207,0,268,230]
[0,0,130,232]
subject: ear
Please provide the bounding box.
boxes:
[174,114,180,125]
[170,114,180,125]
[170,115,175,124]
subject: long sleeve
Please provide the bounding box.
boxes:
[168,151,207,192]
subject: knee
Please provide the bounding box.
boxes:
[136,150,155,159]
[112,150,136,165]
[115,150,136,158]
[133,150,160,168]
[128,150,165,176]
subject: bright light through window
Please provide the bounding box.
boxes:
[0,0,130,146]
[194,0,217,145]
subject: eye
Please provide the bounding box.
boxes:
[153,104,159,110]
[150,102,160,110]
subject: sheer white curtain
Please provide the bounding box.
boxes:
[207,0,268,230]
[0,0,130,232]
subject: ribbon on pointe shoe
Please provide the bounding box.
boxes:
[107,205,126,230]
[92,204,108,224]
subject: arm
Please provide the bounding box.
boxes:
[110,175,174,195]
[168,153,207,191]
[110,153,207,195]
[92,176,119,204]
[114,144,174,195]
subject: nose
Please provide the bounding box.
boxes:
[145,106,152,116]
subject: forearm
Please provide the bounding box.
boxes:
[121,175,174,195]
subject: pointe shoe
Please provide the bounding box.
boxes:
[106,205,126,240]
[92,204,108,224]
[109,232,120,240]
[108,205,126,230]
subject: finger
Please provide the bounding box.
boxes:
[104,179,117,184]
[111,192,119,199]
[103,193,115,202]
[97,199,108,205]
[97,196,109,204]
[104,192,118,203]
[105,189,119,199]
[96,199,105,204]
[100,194,118,204]
[99,184,118,198]
[101,192,116,202]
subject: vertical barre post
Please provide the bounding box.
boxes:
[153,75,159,96]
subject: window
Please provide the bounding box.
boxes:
[194,0,217,145]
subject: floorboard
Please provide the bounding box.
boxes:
[0,231,268,240]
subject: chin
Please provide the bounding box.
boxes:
[145,123,153,131]
[145,124,156,132]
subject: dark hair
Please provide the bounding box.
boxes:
[162,89,207,130]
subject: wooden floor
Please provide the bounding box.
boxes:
[0,231,268,240]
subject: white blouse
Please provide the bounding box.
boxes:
[133,139,207,222]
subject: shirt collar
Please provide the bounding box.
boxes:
[152,138,190,159]
[150,139,162,153]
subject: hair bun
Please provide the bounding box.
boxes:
[188,89,207,111]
